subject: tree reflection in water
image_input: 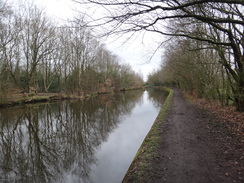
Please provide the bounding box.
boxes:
[147,88,169,108]
[0,91,144,182]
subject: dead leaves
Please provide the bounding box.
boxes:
[190,97,244,137]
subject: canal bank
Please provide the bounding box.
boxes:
[123,88,243,183]
[122,87,173,182]
[0,87,144,108]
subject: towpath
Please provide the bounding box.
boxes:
[123,90,243,183]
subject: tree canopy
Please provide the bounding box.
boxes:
[76,0,244,111]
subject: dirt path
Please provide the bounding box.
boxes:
[123,89,243,183]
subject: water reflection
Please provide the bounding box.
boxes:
[0,90,166,183]
[147,88,168,108]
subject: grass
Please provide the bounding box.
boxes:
[122,87,174,182]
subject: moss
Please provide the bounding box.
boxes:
[122,87,174,182]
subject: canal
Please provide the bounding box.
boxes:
[0,89,167,183]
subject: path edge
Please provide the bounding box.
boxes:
[122,87,174,182]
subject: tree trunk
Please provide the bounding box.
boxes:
[236,91,244,111]
[234,52,244,111]
[236,76,244,111]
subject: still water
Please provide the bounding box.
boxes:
[0,89,167,183]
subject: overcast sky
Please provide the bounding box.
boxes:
[13,0,162,81]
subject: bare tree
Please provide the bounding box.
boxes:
[0,0,145,98]
[75,0,244,111]
[17,5,56,93]
[0,1,25,97]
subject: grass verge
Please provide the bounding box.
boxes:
[122,87,174,183]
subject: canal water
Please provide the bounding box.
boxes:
[0,89,167,183]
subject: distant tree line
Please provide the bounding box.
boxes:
[148,37,233,106]
[0,1,144,99]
